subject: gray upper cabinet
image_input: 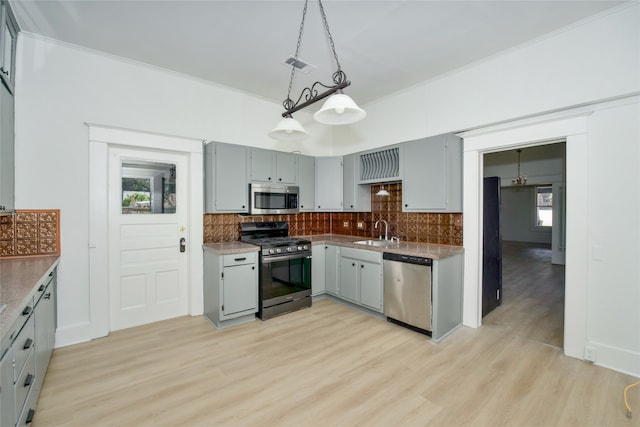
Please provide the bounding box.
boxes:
[315,157,342,211]
[0,79,14,214]
[402,133,462,212]
[204,142,249,213]
[343,153,370,212]
[0,0,18,93]
[297,154,315,211]
[250,148,297,184]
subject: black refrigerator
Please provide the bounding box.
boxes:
[482,176,502,317]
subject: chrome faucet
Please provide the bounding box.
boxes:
[374,219,389,240]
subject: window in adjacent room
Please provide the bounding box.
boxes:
[535,186,553,227]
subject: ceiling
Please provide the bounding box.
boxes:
[11,0,626,107]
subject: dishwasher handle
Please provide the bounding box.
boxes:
[383,252,432,266]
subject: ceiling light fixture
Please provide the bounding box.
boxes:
[376,185,390,197]
[268,0,366,141]
[511,149,527,186]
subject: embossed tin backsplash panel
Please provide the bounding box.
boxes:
[0,210,60,258]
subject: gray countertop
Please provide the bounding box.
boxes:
[203,241,260,255]
[1,256,60,342]
[305,234,464,260]
[203,235,463,260]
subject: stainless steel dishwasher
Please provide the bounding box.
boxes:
[383,252,433,334]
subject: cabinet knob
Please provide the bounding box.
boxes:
[242,205,246,209]
[361,264,364,268]
[350,205,354,208]
[352,262,355,266]
[404,204,408,207]
[301,205,304,208]
[268,177,271,180]
[278,178,282,181]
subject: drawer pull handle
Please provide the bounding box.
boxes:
[234,257,247,262]
[23,338,33,350]
[26,408,35,424]
[24,373,34,387]
[44,292,52,300]
[38,284,45,292]
[22,306,32,316]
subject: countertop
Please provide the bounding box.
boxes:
[1,256,60,341]
[306,234,464,260]
[203,235,463,260]
[203,241,260,255]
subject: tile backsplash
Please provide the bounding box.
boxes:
[0,210,61,257]
[204,183,463,246]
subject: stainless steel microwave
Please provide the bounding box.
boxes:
[249,184,299,215]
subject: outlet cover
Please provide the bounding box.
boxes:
[343,221,349,228]
[584,346,597,363]
[357,221,364,229]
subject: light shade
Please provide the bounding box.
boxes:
[313,93,366,125]
[376,185,390,197]
[268,117,310,141]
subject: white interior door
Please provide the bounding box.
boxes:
[108,147,189,331]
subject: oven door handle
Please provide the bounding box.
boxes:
[262,254,312,263]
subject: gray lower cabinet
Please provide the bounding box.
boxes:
[1,347,14,427]
[324,245,340,296]
[204,249,259,328]
[315,157,342,211]
[311,245,325,295]
[204,142,249,213]
[338,247,383,312]
[34,272,56,393]
[431,253,464,342]
[298,154,315,212]
[402,133,462,212]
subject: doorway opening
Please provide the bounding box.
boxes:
[481,142,566,348]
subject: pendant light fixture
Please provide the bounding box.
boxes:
[269,0,366,141]
[511,149,527,186]
[376,185,390,197]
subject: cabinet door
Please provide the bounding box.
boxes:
[315,157,342,211]
[298,155,315,211]
[324,245,339,295]
[250,148,275,182]
[0,1,17,92]
[359,260,383,312]
[339,257,359,303]
[403,137,447,211]
[1,349,15,427]
[311,245,325,295]
[222,263,257,318]
[276,152,297,184]
[343,154,370,212]
[214,143,248,212]
[35,283,55,389]
[0,81,14,213]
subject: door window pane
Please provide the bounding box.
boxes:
[121,161,176,214]
[536,186,552,227]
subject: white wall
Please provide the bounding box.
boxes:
[332,4,639,376]
[484,143,565,244]
[331,4,640,154]
[13,35,333,346]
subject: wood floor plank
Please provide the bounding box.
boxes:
[33,298,638,426]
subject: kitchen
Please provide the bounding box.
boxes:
[0,0,639,425]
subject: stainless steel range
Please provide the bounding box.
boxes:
[240,221,312,319]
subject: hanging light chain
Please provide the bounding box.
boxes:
[318,0,341,71]
[285,0,309,111]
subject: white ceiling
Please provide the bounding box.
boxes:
[11,0,626,107]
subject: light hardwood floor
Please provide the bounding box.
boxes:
[483,241,565,348]
[34,298,637,426]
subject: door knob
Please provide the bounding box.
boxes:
[180,237,186,253]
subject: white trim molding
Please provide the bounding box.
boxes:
[88,124,204,340]
[460,112,589,363]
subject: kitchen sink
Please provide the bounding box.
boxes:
[353,239,399,247]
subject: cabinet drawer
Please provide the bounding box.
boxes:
[13,313,35,380]
[2,297,35,354]
[341,247,382,264]
[35,272,55,303]
[223,252,257,267]
[14,349,35,418]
